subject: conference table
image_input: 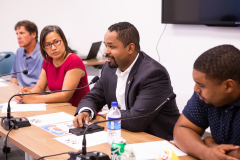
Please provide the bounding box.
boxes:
[0,81,196,160]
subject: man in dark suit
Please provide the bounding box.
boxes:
[73,22,180,140]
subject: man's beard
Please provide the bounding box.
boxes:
[198,93,215,108]
[206,103,215,108]
[106,55,118,68]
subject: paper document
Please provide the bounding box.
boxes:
[1,102,46,113]
[127,141,186,159]
[97,105,109,116]
[40,121,74,136]
[0,82,8,87]
[54,131,108,149]
[28,112,75,127]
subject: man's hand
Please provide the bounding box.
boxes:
[228,148,240,159]
[174,115,240,160]
[203,136,218,148]
[204,136,240,159]
[203,144,239,160]
[73,112,90,128]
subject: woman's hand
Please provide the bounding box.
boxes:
[14,87,32,104]
[20,94,36,104]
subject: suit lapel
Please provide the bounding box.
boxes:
[125,52,144,109]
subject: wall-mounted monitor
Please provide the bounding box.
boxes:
[162,0,240,27]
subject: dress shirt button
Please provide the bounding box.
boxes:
[225,110,228,113]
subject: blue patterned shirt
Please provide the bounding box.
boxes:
[183,92,240,145]
[11,42,43,87]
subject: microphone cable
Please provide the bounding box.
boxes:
[4,122,14,160]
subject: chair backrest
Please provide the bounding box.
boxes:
[0,52,15,75]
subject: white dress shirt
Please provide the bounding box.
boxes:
[79,53,139,119]
[115,53,139,110]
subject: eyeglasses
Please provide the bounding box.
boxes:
[44,40,61,49]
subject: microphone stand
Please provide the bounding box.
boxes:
[0,70,28,78]
[68,93,176,160]
[0,54,10,63]
[1,77,99,131]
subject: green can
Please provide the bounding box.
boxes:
[111,138,126,160]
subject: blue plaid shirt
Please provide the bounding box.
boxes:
[183,92,240,145]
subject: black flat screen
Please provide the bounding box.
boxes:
[162,0,240,26]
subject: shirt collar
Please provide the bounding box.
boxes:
[222,96,240,110]
[23,41,40,59]
[116,53,139,76]
[233,96,240,107]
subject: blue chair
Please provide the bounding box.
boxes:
[0,52,15,75]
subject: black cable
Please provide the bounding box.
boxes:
[156,23,167,62]
[5,122,14,160]
[37,151,69,160]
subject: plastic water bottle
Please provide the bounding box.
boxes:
[107,101,121,145]
[121,145,136,160]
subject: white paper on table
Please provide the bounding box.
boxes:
[97,105,109,116]
[1,102,46,113]
[0,78,5,82]
[0,82,8,87]
[127,140,187,159]
[54,131,108,149]
[28,112,75,127]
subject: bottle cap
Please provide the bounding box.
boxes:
[111,101,118,107]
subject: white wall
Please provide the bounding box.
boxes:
[159,25,240,112]
[0,0,163,59]
[0,0,68,53]
[0,0,240,112]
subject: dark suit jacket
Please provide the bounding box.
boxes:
[75,51,180,140]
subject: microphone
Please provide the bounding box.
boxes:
[90,76,100,84]
[0,53,11,63]
[0,70,28,77]
[68,93,176,160]
[1,76,100,131]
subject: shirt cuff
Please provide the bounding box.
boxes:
[78,107,94,120]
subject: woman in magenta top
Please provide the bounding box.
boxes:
[15,25,90,107]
